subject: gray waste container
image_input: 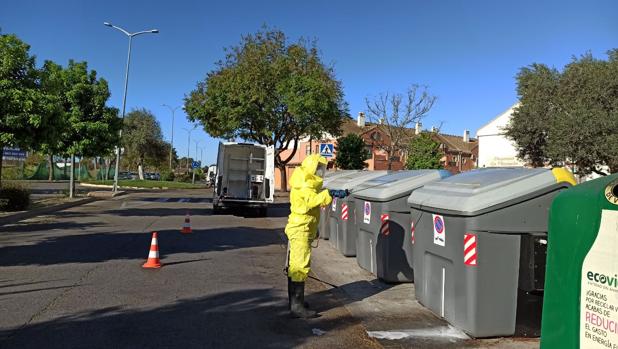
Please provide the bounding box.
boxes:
[318,170,359,240]
[353,170,450,282]
[328,171,388,256]
[407,167,575,338]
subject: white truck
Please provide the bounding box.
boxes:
[212,142,275,216]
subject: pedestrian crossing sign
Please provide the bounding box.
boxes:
[319,143,334,157]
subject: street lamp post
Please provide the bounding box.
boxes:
[162,104,179,170]
[104,22,158,194]
[192,139,202,184]
[182,126,196,172]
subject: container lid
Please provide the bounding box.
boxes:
[352,170,451,202]
[325,170,389,190]
[407,167,572,214]
[323,170,359,187]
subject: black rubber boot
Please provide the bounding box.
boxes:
[288,277,309,310]
[290,281,317,318]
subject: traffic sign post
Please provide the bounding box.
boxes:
[319,143,334,158]
[191,161,201,184]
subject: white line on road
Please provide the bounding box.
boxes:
[367,326,469,341]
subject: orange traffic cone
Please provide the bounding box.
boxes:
[142,232,162,269]
[181,211,192,234]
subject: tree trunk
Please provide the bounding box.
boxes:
[69,154,75,198]
[138,156,144,180]
[48,153,54,182]
[105,158,111,181]
[387,150,393,170]
[278,165,288,192]
[64,157,68,177]
[78,157,82,181]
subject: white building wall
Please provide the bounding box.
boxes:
[476,104,525,168]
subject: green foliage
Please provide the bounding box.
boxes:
[175,172,193,183]
[406,133,443,170]
[0,34,59,186]
[0,166,23,180]
[160,169,175,181]
[184,27,348,182]
[505,50,618,175]
[122,109,168,174]
[0,183,30,211]
[0,34,46,148]
[335,134,368,169]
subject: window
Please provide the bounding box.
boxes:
[370,132,382,141]
[305,144,311,155]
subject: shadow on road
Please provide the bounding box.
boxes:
[103,207,213,217]
[0,226,285,267]
[0,221,104,233]
[0,288,364,349]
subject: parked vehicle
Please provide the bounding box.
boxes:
[212,142,275,216]
[206,165,217,187]
[143,172,161,180]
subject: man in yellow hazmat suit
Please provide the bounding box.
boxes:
[285,154,332,318]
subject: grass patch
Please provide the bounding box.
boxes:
[82,180,206,189]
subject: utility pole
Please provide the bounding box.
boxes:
[192,140,202,184]
[162,104,179,170]
[182,126,196,172]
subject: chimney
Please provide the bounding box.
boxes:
[415,122,422,135]
[431,126,437,133]
[379,118,384,125]
[357,112,365,127]
[463,129,470,142]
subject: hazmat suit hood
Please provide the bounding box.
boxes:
[289,154,328,191]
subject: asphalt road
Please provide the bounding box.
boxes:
[0,190,378,349]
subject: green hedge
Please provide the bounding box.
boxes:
[0,184,31,211]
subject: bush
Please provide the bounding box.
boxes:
[160,169,175,181]
[175,172,193,183]
[1,166,24,180]
[0,184,31,211]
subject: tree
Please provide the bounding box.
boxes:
[37,60,69,182]
[185,27,348,190]
[122,109,167,179]
[335,134,368,169]
[365,85,437,170]
[503,64,559,167]
[505,50,618,175]
[0,34,52,186]
[43,60,121,195]
[406,133,443,170]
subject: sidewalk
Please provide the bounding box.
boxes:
[311,240,541,349]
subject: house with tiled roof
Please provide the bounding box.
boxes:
[274,112,478,190]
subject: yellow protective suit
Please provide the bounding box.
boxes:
[285,154,332,282]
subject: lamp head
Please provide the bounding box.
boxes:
[151,29,159,34]
[103,22,112,27]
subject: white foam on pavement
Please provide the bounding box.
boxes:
[367,325,469,341]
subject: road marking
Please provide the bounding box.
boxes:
[367,326,469,340]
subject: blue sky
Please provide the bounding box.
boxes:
[2,0,616,165]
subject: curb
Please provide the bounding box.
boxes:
[80,183,205,190]
[0,197,97,227]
